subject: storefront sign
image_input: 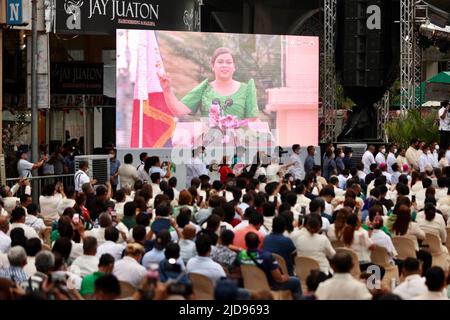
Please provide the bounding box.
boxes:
[55,0,200,35]
[7,0,28,26]
[51,63,104,94]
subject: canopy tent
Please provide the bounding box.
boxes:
[392,71,450,108]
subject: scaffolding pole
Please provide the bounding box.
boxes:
[322,0,337,143]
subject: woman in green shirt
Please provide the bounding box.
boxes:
[158,47,259,120]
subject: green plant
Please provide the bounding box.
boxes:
[384,109,439,149]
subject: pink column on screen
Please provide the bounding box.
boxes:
[266,36,319,146]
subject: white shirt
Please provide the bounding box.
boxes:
[370,229,397,260]
[74,169,90,193]
[432,151,439,168]
[362,151,375,174]
[85,227,106,246]
[417,216,447,243]
[333,186,346,197]
[375,152,386,165]
[17,159,34,178]
[387,152,397,173]
[23,257,37,278]
[96,241,125,262]
[151,183,162,196]
[186,157,208,187]
[69,241,83,264]
[295,194,311,210]
[56,198,76,215]
[179,239,197,264]
[382,171,392,184]
[406,147,420,170]
[254,166,266,179]
[149,166,166,178]
[0,231,11,254]
[137,165,150,183]
[419,153,432,172]
[3,197,19,215]
[9,222,40,240]
[118,164,139,189]
[315,273,372,300]
[39,194,63,222]
[288,153,304,181]
[70,255,99,278]
[266,164,281,183]
[393,274,428,300]
[439,106,450,131]
[349,228,373,263]
[25,215,46,234]
[294,231,335,274]
[186,256,226,283]
[413,290,449,300]
[113,256,147,289]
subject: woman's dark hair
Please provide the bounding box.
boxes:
[279,211,294,233]
[424,204,436,222]
[272,216,286,234]
[133,196,147,214]
[306,213,321,234]
[306,270,328,292]
[58,216,74,239]
[254,193,267,208]
[136,212,151,227]
[154,230,171,251]
[154,194,170,209]
[164,188,175,201]
[75,192,87,206]
[343,213,358,246]
[41,184,55,197]
[176,211,191,229]
[206,214,221,232]
[262,202,276,217]
[392,205,411,236]
[52,237,72,262]
[139,185,153,204]
[222,202,236,223]
[114,189,126,203]
[10,228,27,248]
[65,186,75,199]
[220,229,235,246]
[62,207,75,218]
[211,47,234,66]
[124,202,137,217]
[333,209,349,240]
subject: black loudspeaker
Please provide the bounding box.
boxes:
[340,0,390,87]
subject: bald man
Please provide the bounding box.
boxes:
[179,225,197,264]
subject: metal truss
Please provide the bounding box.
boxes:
[376,91,390,141]
[400,0,416,111]
[322,0,337,143]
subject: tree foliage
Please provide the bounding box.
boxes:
[384,109,439,149]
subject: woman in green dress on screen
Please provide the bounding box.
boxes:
[158,47,259,120]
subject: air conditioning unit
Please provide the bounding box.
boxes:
[74,155,110,186]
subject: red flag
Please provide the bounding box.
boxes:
[130,31,175,148]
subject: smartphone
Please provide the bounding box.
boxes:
[412,195,416,202]
[72,213,80,225]
[301,206,306,215]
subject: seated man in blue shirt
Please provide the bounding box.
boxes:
[262,217,296,276]
[236,232,302,300]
